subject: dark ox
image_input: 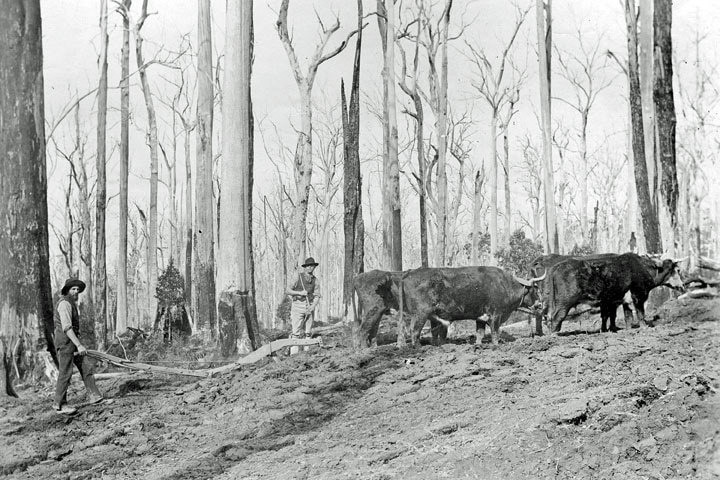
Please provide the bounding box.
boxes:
[528,253,634,335]
[545,252,685,333]
[351,269,404,348]
[399,266,544,346]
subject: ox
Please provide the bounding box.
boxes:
[398,266,544,346]
[545,252,685,333]
[351,270,404,348]
[528,253,633,335]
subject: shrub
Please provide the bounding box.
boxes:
[496,229,544,275]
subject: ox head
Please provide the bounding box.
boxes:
[646,254,687,291]
[513,271,547,310]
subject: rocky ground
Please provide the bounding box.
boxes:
[1,296,719,480]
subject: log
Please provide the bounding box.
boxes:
[699,257,720,272]
[80,337,323,378]
[678,287,719,301]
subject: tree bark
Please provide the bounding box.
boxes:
[194,0,217,340]
[0,0,55,396]
[536,0,559,253]
[95,0,109,349]
[135,0,159,326]
[117,0,132,334]
[341,0,365,321]
[377,0,403,271]
[653,0,679,254]
[625,0,662,253]
[218,0,260,353]
[435,0,451,266]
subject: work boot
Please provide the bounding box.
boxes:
[53,404,77,415]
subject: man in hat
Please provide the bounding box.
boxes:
[53,278,103,414]
[286,257,321,355]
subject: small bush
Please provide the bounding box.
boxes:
[496,229,544,275]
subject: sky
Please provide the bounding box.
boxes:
[39,0,720,276]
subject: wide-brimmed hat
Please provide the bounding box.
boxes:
[61,278,86,296]
[302,257,319,267]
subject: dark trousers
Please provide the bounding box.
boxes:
[54,343,97,406]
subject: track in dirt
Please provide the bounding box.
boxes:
[1,297,719,480]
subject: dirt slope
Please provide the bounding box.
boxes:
[1,297,719,480]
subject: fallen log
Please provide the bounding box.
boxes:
[81,337,323,378]
[678,287,719,301]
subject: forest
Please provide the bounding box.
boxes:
[1,0,719,390]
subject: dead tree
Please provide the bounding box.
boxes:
[276,0,359,267]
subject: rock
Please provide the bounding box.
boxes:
[47,446,73,460]
[183,391,204,405]
[551,398,589,424]
[652,375,670,392]
[636,436,657,450]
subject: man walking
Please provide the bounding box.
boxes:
[286,257,321,355]
[53,278,103,414]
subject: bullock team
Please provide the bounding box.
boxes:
[351,252,685,348]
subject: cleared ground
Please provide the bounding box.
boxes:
[1,296,719,480]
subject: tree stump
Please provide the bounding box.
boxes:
[218,290,260,357]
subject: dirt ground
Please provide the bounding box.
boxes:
[1,296,719,480]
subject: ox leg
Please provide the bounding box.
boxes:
[549,307,568,333]
[489,316,503,346]
[429,316,449,346]
[623,304,638,329]
[634,294,652,327]
[475,318,488,344]
[531,311,544,337]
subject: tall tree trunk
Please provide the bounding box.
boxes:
[74,106,95,347]
[184,123,192,311]
[435,0,451,266]
[95,0,109,349]
[117,0,132,334]
[135,0,159,325]
[488,113,498,262]
[218,0,260,355]
[194,0,217,340]
[471,170,484,264]
[537,0,559,253]
[341,0,365,321]
[0,0,55,396]
[378,0,403,271]
[502,127,511,246]
[579,111,589,242]
[653,0,678,254]
[639,0,656,202]
[625,0,662,253]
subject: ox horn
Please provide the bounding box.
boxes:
[514,271,546,287]
[673,256,689,264]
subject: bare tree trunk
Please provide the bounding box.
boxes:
[625,0,662,253]
[218,0,260,355]
[194,0,217,340]
[654,0,678,254]
[73,106,95,347]
[135,0,159,325]
[502,127,512,245]
[276,0,355,268]
[95,0,109,349]
[377,0,403,271]
[117,0,132,334]
[435,0,451,266]
[537,0,559,253]
[639,0,656,202]
[184,122,193,310]
[399,15,428,267]
[0,0,55,396]
[342,0,365,320]
[488,114,498,261]
[471,170,484,264]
